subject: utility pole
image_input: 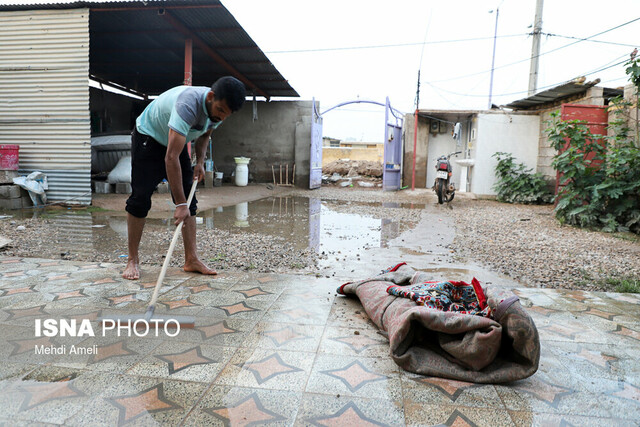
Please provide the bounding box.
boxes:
[488,7,499,109]
[528,0,544,96]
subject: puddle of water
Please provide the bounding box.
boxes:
[8,197,419,264]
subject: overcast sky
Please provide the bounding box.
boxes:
[223,0,640,141]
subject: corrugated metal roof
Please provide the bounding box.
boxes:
[0,1,298,98]
[506,79,601,110]
[0,8,91,205]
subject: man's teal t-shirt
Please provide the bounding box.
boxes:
[136,86,222,146]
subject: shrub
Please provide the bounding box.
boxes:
[545,103,640,233]
[492,152,553,204]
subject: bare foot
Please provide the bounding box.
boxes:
[184,259,217,275]
[122,259,140,280]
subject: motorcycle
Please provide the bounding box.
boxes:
[434,151,462,204]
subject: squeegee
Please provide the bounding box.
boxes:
[99,179,200,329]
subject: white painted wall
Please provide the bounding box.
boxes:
[425,122,466,189]
[470,113,540,196]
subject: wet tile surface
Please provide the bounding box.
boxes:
[1,255,640,425]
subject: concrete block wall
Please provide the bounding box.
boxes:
[0,184,32,209]
[210,100,313,188]
[535,87,608,186]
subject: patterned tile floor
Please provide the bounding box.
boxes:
[0,255,639,426]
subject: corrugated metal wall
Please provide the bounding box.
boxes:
[0,8,91,205]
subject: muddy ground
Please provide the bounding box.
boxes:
[1,184,639,291]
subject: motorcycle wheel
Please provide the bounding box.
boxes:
[436,179,445,204]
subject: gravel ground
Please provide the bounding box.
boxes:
[1,187,639,291]
[0,214,320,275]
[447,199,640,291]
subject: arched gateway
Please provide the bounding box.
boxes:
[309,98,404,191]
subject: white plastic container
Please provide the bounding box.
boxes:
[234,202,249,227]
[234,157,250,187]
[214,171,223,187]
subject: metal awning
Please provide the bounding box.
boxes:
[505,78,614,110]
[0,0,298,98]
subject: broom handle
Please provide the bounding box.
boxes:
[148,179,199,310]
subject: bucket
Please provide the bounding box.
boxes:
[0,145,19,170]
[214,171,223,187]
[233,157,250,187]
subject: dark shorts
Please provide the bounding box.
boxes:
[125,128,197,218]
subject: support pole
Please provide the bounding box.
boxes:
[528,0,544,96]
[411,109,418,191]
[184,39,192,86]
[488,7,499,109]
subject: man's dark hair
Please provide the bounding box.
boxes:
[211,76,246,112]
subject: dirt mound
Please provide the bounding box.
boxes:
[323,159,383,177]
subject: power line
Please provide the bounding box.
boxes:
[425,56,629,99]
[264,34,527,54]
[541,32,638,48]
[429,16,640,84]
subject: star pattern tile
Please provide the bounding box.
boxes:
[239,353,303,384]
[611,382,640,404]
[108,383,182,425]
[18,379,85,411]
[37,261,62,267]
[612,325,640,341]
[1,284,36,296]
[204,393,286,426]
[416,377,477,401]
[188,284,217,294]
[155,347,215,374]
[285,291,320,301]
[218,301,256,316]
[107,293,138,305]
[321,360,387,392]
[331,335,386,353]
[10,336,56,356]
[576,347,617,369]
[69,310,101,322]
[46,273,71,282]
[2,271,27,279]
[539,324,579,339]
[581,307,618,321]
[196,321,238,340]
[91,277,118,285]
[6,305,47,320]
[512,378,573,407]
[235,287,271,298]
[91,340,136,363]
[161,298,197,310]
[441,409,477,427]
[278,307,317,321]
[138,281,159,290]
[262,326,309,347]
[308,402,385,426]
[527,306,556,317]
[53,289,88,301]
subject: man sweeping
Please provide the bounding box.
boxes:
[122,76,246,280]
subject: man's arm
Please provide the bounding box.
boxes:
[166,129,189,224]
[193,130,212,182]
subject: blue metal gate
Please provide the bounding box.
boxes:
[311,98,403,191]
[382,97,403,191]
